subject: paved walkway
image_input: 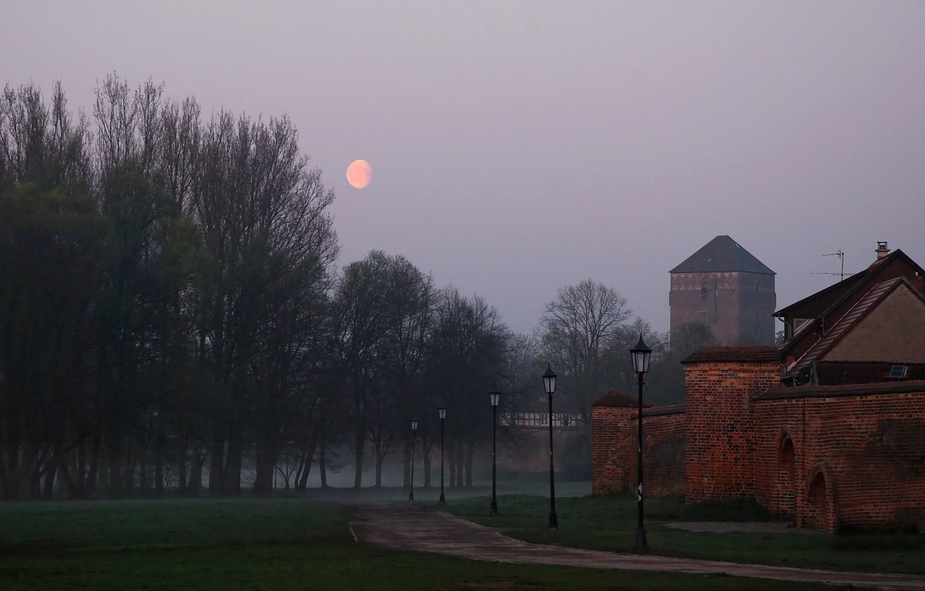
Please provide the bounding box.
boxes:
[347,503,925,590]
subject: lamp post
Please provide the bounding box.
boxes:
[542,363,558,529]
[630,335,652,551]
[438,407,447,505]
[489,390,501,515]
[409,418,418,503]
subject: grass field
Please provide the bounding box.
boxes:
[439,492,925,575]
[0,495,863,591]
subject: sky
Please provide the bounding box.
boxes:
[4,1,924,335]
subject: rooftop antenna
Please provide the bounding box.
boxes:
[812,250,853,282]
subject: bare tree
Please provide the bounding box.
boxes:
[537,279,631,420]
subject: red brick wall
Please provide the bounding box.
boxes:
[753,385,925,532]
[596,349,925,532]
[591,406,634,495]
[684,358,779,503]
[591,406,686,496]
[631,408,687,496]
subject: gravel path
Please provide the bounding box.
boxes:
[348,502,925,590]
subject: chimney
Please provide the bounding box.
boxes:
[876,241,890,260]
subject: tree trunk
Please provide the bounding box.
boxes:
[253,432,280,496]
[209,431,224,495]
[295,432,317,492]
[57,453,76,499]
[319,443,328,488]
[455,449,463,489]
[176,433,187,496]
[75,437,86,498]
[353,425,364,489]
[155,456,164,497]
[85,435,101,498]
[139,446,148,496]
[422,436,432,488]
[188,441,204,496]
[403,438,411,489]
[224,427,243,495]
[465,441,474,488]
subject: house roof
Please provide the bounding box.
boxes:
[777,249,925,361]
[591,389,650,408]
[784,277,925,378]
[774,249,924,319]
[670,235,775,276]
[681,346,780,365]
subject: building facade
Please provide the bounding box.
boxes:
[670,235,776,347]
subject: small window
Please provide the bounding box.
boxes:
[888,365,908,378]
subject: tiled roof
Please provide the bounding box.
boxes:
[670,235,775,275]
[591,389,650,408]
[681,346,780,364]
[774,249,922,318]
[785,278,903,377]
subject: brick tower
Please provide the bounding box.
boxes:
[670,235,776,347]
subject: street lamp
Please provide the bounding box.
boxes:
[489,390,501,515]
[630,335,652,551]
[438,407,447,505]
[542,363,558,529]
[409,418,419,503]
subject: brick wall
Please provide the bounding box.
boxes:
[591,403,686,496]
[591,406,635,495]
[631,407,687,495]
[753,383,925,532]
[594,346,925,532]
[683,347,780,503]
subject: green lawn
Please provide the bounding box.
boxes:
[0,497,859,591]
[438,492,925,575]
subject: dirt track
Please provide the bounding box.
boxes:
[348,502,925,590]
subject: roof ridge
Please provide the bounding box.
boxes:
[787,277,904,376]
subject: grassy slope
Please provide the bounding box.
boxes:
[0,497,855,591]
[439,493,925,575]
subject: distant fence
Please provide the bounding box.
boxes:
[500,412,585,429]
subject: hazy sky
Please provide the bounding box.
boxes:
[4,1,924,335]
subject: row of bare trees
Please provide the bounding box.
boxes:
[0,77,341,499]
[0,78,525,500]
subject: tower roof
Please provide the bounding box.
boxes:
[670,235,775,275]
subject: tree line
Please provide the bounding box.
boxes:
[0,78,709,500]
